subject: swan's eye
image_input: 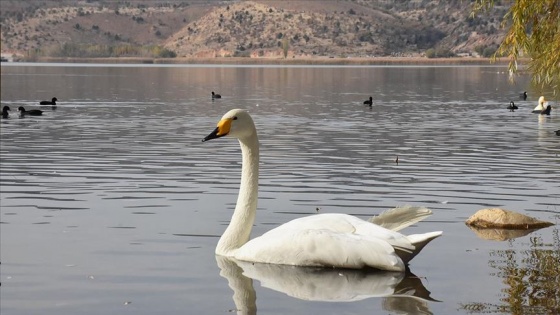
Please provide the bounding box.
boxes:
[233,116,238,120]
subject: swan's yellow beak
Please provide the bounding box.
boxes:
[202,118,232,142]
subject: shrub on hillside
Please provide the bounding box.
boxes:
[425,48,436,58]
[425,48,455,58]
[482,45,497,57]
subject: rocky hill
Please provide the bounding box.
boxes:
[0,0,510,60]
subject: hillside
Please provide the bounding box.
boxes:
[0,0,510,60]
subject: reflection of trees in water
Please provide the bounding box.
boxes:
[461,228,559,314]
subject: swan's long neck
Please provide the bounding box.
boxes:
[216,133,259,256]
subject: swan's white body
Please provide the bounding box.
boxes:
[533,96,548,113]
[203,109,442,271]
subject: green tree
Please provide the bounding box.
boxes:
[473,0,560,93]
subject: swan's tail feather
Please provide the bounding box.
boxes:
[368,205,433,232]
[398,231,442,263]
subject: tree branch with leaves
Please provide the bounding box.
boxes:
[472,0,560,94]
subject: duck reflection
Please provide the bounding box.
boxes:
[216,256,437,315]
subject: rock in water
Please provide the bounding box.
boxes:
[465,208,554,229]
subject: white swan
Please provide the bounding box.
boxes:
[202,109,442,271]
[532,96,548,113]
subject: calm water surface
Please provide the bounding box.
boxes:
[1,63,559,315]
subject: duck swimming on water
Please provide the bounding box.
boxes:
[363,96,373,106]
[2,106,10,118]
[212,91,222,99]
[40,97,58,105]
[507,101,518,112]
[519,91,527,100]
[540,105,552,116]
[18,106,43,116]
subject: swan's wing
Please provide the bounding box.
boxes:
[367,207,442,263]
[368,206,432,232]
[235,216,409,271]
[265,213,416,252]
[236,229,406,271]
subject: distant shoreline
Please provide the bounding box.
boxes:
[10,56,516,66]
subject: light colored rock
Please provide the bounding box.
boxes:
[465,208,554,229]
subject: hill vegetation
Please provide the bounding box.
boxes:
[0,0,510,60]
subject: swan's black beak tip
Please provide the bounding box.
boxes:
[202,127,221,142]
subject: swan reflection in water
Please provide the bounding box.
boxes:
[216,256,438,315]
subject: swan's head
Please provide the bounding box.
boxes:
[538,96,546,104]
[202,109,255,142]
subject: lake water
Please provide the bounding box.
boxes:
[1,63,558,315]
